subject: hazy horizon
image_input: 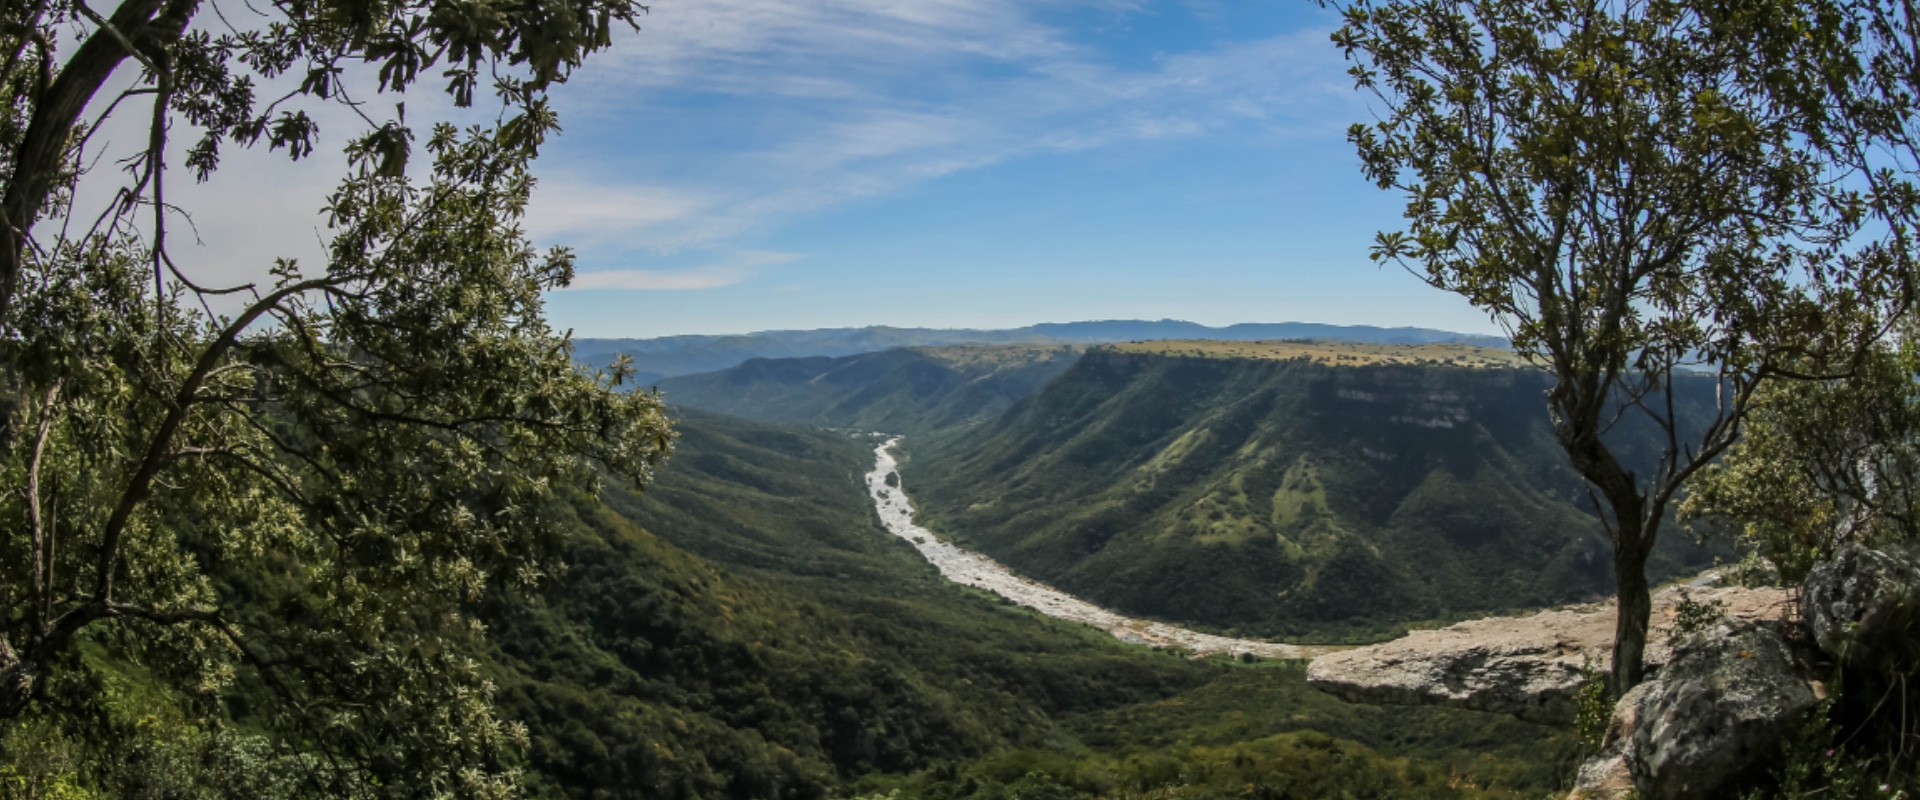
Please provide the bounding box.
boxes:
[571,316,1507,342]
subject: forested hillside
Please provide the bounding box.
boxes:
[656,346,1083,434]
[907,344,1721,641]
[4,399,1576,798]
[483,409,1213,798]
[498,410,1578,798]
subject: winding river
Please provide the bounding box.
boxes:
[864,437,1341,660]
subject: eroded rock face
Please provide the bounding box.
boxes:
[1802,544,1920,671]
[1626,620,1818,800]
[1304,583,1792,725]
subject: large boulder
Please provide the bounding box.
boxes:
[1305,584,1792,726]
[1624,620,1818,800]
[1802,544,1920,672]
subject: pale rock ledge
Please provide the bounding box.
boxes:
[1304,581,1794,726]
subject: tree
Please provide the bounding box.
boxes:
[1329,0,1915,693]
[1683,326,1920,583]
[0,0,670,793]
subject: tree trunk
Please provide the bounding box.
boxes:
[1550,382,1658,696]
[1610,522,1654,693]
[0,0,184,324]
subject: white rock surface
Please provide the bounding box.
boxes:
[1305,582,1794,725]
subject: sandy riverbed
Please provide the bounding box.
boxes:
[865,437,1340,660]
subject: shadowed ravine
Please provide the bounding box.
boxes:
[865,437,1342,660]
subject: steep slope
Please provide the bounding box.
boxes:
[573,320,1506,384]
[656,345,1082,434]
[581,411,1575,800]
[908,343,1720,641]
[487,410,1213,799]
[30,408,1573,800]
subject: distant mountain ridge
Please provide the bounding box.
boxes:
[651,339,1720,641]
[655,345,1084,434]
[906,348,1719,640]
[573,320,1508,385]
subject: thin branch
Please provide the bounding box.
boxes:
[94,275,347,603]
[148,67,172,304]
[25,381,59,638]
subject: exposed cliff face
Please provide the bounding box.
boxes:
[909,348,1722,639]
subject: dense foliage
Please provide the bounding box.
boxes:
[1685,328,1920,582]
[850,662,1577,800]
[0,0,668,790]
[0,128,672,796]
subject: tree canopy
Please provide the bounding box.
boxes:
[0,0,672,794]
[1329,0,1917,692]
[1684,324,1920,583]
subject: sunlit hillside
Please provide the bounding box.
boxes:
[1107,339,1532,369]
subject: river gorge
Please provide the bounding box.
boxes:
[864,437,1340,660]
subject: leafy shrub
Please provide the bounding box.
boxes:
[1668,590,1729,645]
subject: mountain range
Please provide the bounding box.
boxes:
[574,320,1508,385]
[654,339,1721,642]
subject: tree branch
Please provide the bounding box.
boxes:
[94,275,345,603]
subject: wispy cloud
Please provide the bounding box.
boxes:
[525,181,715,249]
[535,1,1355,257]
[65,0,1354,311]
[556,250,797,291]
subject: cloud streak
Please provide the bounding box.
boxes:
[534,1,1357,260]
[556,250,797,291]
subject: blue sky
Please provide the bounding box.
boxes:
[147,0,1497,339]
[508,0,1504,338]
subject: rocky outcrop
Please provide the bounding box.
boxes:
[1308,553,1920,800]
[1565,619,1820,800]
[1624,620,1819,799]
[1802,543,1920,671]
[1304,582,1793,725]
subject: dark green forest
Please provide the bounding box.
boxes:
[496,410,1577,798]
[2,408,1575,799]
[905,348,1721,640]
[661,344,1721,642]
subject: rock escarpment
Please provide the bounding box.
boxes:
[1312,552,1920,800]
[1305,582,1793,725]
